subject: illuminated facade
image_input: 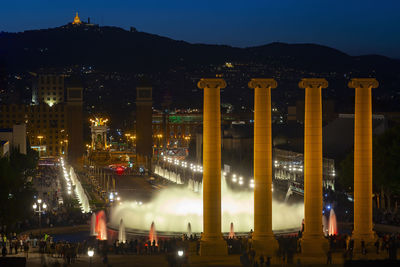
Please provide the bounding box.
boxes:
[0,103,68,156]
[0,74,83,162]
[151,113,201,148]
[90,117,109,150]
[37,74,65,106]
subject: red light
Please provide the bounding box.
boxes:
[116,166,124,176]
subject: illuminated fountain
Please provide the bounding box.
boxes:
[228,222,235,239]
[110,179,304,233]
[328,209,338,236]
[149,222,158,245]
[70,167,91,213]
[96,210,108,240]
[118,219,126,243]
[90,213,97,236]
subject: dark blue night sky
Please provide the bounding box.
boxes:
[1,0,399,58]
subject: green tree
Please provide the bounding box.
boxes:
[0,148,38,232]
[338,125,400,210]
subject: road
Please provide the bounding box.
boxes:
[114,174,157,204]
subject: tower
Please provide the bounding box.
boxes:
[135,81,153,170]
[66,78,84,164]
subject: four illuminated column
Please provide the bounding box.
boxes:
[249,78,278,255]
[195,76,377,259]
[299,78,329,256]
[349,78,379,247]
[198,78,228,256]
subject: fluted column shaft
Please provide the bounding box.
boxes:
[198,78,227,256]
[349,78,379,244]
[249,78,278,255]
[299,78,328,256]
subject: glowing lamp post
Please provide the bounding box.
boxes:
[37,135,44,157]
[88,249,94,266]
[33,198,47,234]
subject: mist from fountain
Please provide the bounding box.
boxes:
[149,222,158,245]
[187,222,192,237]
[90,213,97,236]
[119,219,126,243]
[228,222,235,239]
[110,178,304,233]
[328,208,338,236]
[322,214,328,236]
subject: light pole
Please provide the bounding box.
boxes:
[33,198,47,235]
[124,133,131,150]
[88,248,94,267]
[64,139,69,157]
[37,135,44,157]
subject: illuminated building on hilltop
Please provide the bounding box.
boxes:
[72,12,82,25]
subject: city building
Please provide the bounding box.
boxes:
[0,124,27,155]
[0,74,83,162]
[0,140,9,157]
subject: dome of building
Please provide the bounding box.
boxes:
[72,12,82,25]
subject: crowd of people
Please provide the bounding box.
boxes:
[374,209,400,226]
[1,229,399,266]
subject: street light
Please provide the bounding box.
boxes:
[88,249,94,266]
[37,135,44,157]
[33,198,47,234]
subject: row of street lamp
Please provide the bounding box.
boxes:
[162,156,255,189]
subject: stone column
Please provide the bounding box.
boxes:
[197,78,227,256]
[299,78,328,257]
[248,78,278,255]
[348,78,379,247]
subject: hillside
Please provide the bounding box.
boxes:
[1,24,399,74]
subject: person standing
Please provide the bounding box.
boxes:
[2,246,7,257]
[326,249,332,265]
[24,242,30,258]
[259,254,264,267]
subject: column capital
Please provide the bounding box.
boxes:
[248,78,277,89]
[348,78,379,89]
[298,78,328,89]
[197,78,226,90]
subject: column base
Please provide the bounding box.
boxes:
[200,237,228,256]
[352,231,376,254]
[301,235,328,258]
[252,234,279,257]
